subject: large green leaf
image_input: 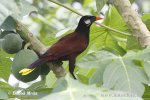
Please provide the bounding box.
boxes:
[86,47,150,96]
[0,89,8,99]
[0,0,36,31]
[0,1,36,44]
[0,0,36,29]
[89,6,128,55]
[102,53,148,96]
[0,81,14,91]
[143,85,150,99]
[89,58,113,85]
[126,36,142,50]
[0,58,11,81]
[14,81,53,99]
[0,81,14,98]
[0,16,17,31]
[142,13,150,31]
[45,71,57,88]
[142,13,150,21]
[0,39,2,48]
[0,0,19,24]
[41,75,142,100]
[139,47,150,81]
[0,49,13,81]
[96,0,108,14]
[129,0,135,3]
[17,0,37,18]
[77,51,115,69]
[144,19,150,31]
[27,81,47,91]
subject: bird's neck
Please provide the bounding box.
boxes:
[75,25,90,36]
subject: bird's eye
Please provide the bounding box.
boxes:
[84,19,91,25]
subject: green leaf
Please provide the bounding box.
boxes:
[0,0,37,25]
[0,0,19,23]
[102,54,147,96]
[17,0,37,18]
[142,12,150,31]
[0,16,17,31]
[0,81,14,91]
[0,49,12,81]
[0,39,2,48]
[25,81,53,99]
[0,58,11,81]
[143,85,150,99]
[102,6,128,33]
[87,49,150,96]
[144,19,150,31]
[77,51,114,68]
[139,47,150,81]
[89,59,112,85]
[142,13,150,31]
[0,89,8,99]
[129,0,135,3]
[143,61,150,81]
[41,75,142,100]
[76,68,96,84]
[126,36,142,50]
[52,77,68,93]
[142,13,150,21]
[45,71,57,88]
[36,88,53,99]
[89,6,128,55]
[27,81,47,91]
[77,74,89,84]
[96,0,108,14]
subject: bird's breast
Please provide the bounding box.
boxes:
[78,36,89,51]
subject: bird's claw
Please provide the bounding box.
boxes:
[19,68,35,75]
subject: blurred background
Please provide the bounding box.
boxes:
[23,0,150,46]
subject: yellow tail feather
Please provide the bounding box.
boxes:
[19,68,35,75]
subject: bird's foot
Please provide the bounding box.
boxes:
[19,68,35,75]
[71,73,76,80]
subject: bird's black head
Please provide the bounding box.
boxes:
[75,15,102,33]
[79,15,97,27]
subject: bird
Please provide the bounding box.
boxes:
[19,15,103,79]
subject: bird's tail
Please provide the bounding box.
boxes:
[19,59,46,75]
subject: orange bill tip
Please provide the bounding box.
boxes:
[96,16,103,20]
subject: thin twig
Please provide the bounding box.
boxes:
[95,22,131,36]
[48,0,83,16]
[24,42,31,49]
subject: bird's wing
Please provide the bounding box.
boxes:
[40,33,88,60]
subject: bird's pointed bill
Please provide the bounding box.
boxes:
[96,16,103,20]
[19,68,35,75]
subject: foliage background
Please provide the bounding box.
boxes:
[0,0,150,99]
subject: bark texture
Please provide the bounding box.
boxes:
[114,0,150,47]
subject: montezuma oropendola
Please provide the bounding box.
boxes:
[19,15,103,79]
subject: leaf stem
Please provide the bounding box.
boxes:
[48,0,131,36]
[95,22,131,36]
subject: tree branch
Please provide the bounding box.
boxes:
[114,0,150,47]
[15,20,66,78]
